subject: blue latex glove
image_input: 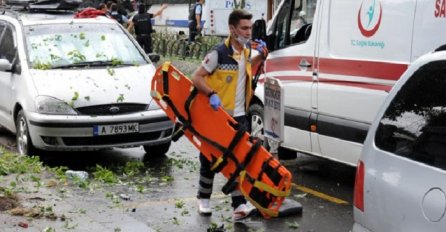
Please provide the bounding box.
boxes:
[209,93,221,111]
[252,39,268,59]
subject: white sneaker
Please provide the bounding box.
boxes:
[233,203,255,221]
[197,198,212,216]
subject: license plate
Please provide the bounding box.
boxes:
[93,123,139,136]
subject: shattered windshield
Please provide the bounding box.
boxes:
[25,23,148,69]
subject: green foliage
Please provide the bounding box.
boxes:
[92,165,119,184]
[0,152,43,175]
[111,58,124,66]
[67,49,86,63]
[174,199,185,209]
[116,94,124,103]
[152,32,222,61]
[107,67,115,76]
[121,161,145,177]
[32,60,52,70]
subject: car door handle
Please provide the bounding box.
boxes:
[299,59,312,68]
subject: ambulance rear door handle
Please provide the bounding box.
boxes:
[299,59,312,68]
[299,60,311,70]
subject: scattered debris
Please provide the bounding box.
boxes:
[43,227,56,232]
[294,193,308,199]
[0,195,19,211]
[286,221,300,229]
[65,170,88,181]
[119,194,131,201]
[10,205,61,220]
[174,200,185,209]
[17,221,28,228]
[45,180,58,188]
[207,222,226,232]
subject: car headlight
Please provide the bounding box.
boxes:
[35,96,78,115]
[146,99,162,111]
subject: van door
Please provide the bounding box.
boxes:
[0,22,19,131]
[315,0,416,166]
[265,0,319,155]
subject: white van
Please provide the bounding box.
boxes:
[0,11,173,155]
[250,0,446,166]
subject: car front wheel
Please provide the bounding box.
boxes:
[16,110,37,155]
[143,141,171,156]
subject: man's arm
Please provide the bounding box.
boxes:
[196,14,201,30]
[191,66,214,96]
[127,20,134,32]
[251,54,264,67]
[153,3,168,17]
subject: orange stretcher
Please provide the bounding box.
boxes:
[150,62,292,218]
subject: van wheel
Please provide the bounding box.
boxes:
[16,110,37,156]
[249,103,270,149]
[143,141,171,156]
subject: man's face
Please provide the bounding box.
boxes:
[232,19,252,39]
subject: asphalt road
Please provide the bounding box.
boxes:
[0,127,355,232]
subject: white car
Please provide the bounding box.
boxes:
[353,47,446,231]
[0,11,173,155]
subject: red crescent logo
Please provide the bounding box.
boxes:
[357,3,383,38]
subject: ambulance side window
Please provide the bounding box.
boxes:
[290,0,317,45]
[272,0,292,50]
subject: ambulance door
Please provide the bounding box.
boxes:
[315,0,416,166]
[265,0,319,154]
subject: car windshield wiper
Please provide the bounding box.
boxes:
[53,61,134,69]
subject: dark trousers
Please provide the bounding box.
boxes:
[188,22,200,43]
[198,115,251,209]
[136,34,152,54]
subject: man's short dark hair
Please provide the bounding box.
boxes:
[111,3,118,11]
[138,4,146,13]
[228,9,253,26]
[97,3,107,10]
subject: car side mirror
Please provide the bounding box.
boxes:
[252,19,267,41]
[0,59,12,72]
[148,53,160,64]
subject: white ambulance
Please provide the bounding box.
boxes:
[250,0,446,166]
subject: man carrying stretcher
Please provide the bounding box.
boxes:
[191,9,269,221]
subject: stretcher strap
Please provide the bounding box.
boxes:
[239,171,279,217]
[258,157,282,186]
[162,64,170,95]
[160,68,230,155]
[184,87,198,123]
[171,122,184,142]
[221,140,261,194]
[240,170,291,217]
[211,128,246,173]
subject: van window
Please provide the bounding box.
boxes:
[0,25,17,63]
[0,23,5,38]
[375,61,446,170]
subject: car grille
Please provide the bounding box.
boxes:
[76,103,148,116]
[62,129,172,146]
